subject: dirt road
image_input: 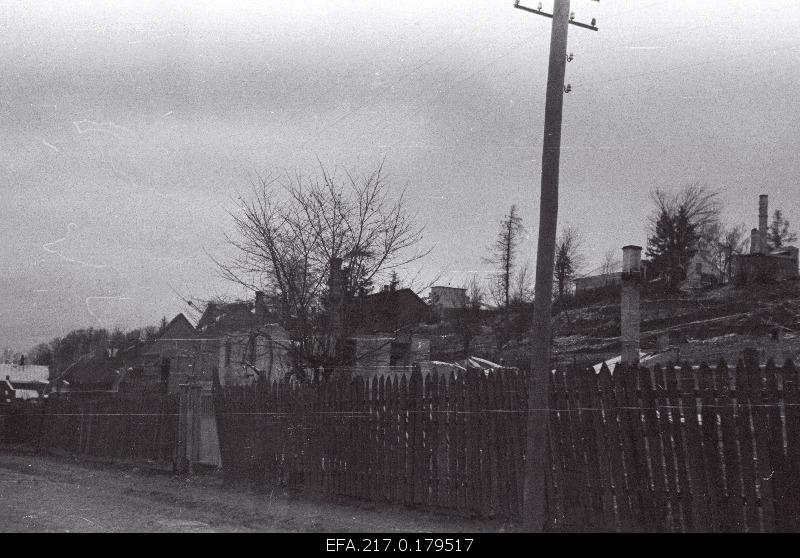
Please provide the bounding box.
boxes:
[0,450,508,533]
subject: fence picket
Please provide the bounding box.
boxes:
[745,354,775,532]
[782,359,800,532]
[623,365,652,530]
[640,365,668,530]
[764,360,787,532]
[655,365,681,531]
[666,363,692,532]
[577,366,602,531]
[732,359,758,532]
[587,365,614,531]
[14,358,789,529]
[600,364,629,531]
[446,371,458,512]
[717,359,744,532]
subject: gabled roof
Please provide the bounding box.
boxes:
[348,288,431,333]
[363,287,427,305]
[196,302,257,335]
[157,313,199,340]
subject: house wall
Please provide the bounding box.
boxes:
[352,334,431,378]
[217,327,292,387]
[733,250,799,284]
[353,336,393,377]
[683,252,721,289]
[430,287,467,310]
[138,339,219,395]
[574,272,622,296]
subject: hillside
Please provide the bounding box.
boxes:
[434,280,800,369]
[550,280,800,367]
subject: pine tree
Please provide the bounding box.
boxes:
[646,184,719,292]
[484,205,525,308]
[646,205,699,291]
[766,209,797,250]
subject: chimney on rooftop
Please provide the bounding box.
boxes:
[759,194,769,254]
[621,245,642,366]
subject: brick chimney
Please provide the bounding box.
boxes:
[254,291,266,323]
[759,194,769,254]
[621,245,642,365]
[750,228,760,254]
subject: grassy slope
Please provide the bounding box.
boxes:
[547,280,800,368]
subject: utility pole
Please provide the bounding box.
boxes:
[513,0,597,532]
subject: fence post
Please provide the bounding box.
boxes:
[211,366,225,474]
[36,394,50,454]
[177,380,203,474]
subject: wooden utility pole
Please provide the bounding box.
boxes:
[513,0,597,532]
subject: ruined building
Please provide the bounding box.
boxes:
[733,194,799,284]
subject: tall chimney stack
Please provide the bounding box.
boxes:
[759,194,769,254]
[621,245,642,365]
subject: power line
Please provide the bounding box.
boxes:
[573,42,800,92]
[291,0,682,155]
[315,2,690,156]
[280,11,436,126]
[297,32,475,150]
[359,35,546,148]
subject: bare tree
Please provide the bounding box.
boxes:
[511,262,534,304]
[599,248,621,276]
[215,162,429,372]
[452,274,486,358]
[553,226,584,302]
[704,223,749,283]
[484,205,525,309]
[465,274,485,310]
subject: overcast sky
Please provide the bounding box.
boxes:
[2,0,799,351]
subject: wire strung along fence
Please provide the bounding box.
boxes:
[548,357,800,533]
[214,356,800,531]
[1,393,179,468]
[1,401,48,445]
[213,366,529,519]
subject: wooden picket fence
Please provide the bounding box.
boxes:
[1,402,48,445]
[214,358,800,531]
[550,358,800,532]
[1,394,180,468]
[213,368,528,519]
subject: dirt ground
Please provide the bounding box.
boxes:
[0,449,510,533]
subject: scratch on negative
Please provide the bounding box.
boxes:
[42,223,107,269]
